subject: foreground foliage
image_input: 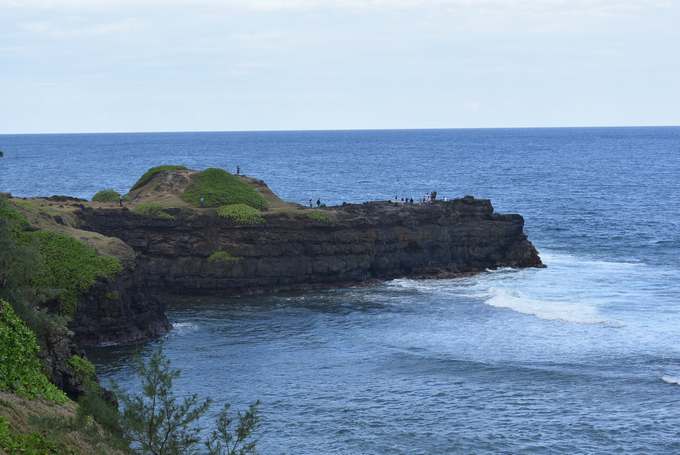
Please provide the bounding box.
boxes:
[0,300,67,403]
[182,168,266,209]
[217,204,265,225]
[115,348,260,455]
[130,165,188,192]
[0,416,72,455]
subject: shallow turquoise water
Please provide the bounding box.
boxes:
[2,127,680,453]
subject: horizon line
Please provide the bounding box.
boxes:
[1,124,679,137]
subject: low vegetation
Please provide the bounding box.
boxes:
[130,165,188,191]
[0,415,73,455]
[0,300,67,403]
[216,204,265,224]
[208,251,239,264]
[1,198,122,317]
[91,189,121,203]
[182,168,266,209]
[132,203,175,220]
[305,210,332,223]
[30,231,122,316]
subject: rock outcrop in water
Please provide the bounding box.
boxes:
[77,197,541,301]
[9,168,542,347]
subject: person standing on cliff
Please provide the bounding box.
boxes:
[236,166,240,175]
[316,199,321,207]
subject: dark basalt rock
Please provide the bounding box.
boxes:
[75,198,541,316]
[70,265,169,347]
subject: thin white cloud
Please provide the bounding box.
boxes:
[2,0,672,15]
[19,17,142,38]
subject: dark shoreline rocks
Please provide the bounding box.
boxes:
[71,197,541,346]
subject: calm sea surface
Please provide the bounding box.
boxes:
[2,127,680,453]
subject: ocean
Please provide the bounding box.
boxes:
[2,127,680,453]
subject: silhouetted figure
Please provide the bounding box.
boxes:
[236,166,240,175]
[410,198,414,204]
[309,199,313,208]
[119,196,123,207]
[431,191,437,201]
[316,199,321,207]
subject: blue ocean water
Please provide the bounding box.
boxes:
[2,127,680,453]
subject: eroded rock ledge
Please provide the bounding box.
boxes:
[74,196,541,341]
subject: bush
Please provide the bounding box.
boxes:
[29,231,122,316]
[130,165,188,191]
[216,204,265,225]
[208,251,239,264]
[181,168,266,209]
[91,189,121,203]
[0,300,67,403]
[305,210,332,223]
[132,203,175,220]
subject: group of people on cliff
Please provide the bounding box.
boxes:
[393,191,448,204]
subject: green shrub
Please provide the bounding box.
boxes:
[208,251,239,264]
[182,168,266,209]
[130,165,188,191]
[216,204,265,225]
[305,210,332,223]
[91,189,121,203]
[132,203,175,220]
[29,231,122,316]
[0,197,30,235]
[68,355,96,384]
[104,291,119,301]
[0,300,67,403]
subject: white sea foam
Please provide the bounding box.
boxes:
[172,322,199,335]
[471,251,640,325]
[661,375,680,385]
[484,287,608,325]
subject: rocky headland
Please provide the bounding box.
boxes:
[6,166,542,349]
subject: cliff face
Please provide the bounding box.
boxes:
[76,197,541,300]
[70,265,169,347]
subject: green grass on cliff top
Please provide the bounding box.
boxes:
[181,168,267,209]
[216,204,265,224]
[1,197,122,317]
[130,165,188,191]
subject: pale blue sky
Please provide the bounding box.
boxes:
[2,0,679,133]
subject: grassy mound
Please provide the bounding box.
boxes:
[182,168,266,209]
[130,165,188,191]
[0,300,67,403]
[91,189,121,203]
[216,204,265,224]
[208,251,239,263]
[132,203,175,220]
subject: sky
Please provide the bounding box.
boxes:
[1,0,679,133]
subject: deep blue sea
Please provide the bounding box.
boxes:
[2,127,680,454]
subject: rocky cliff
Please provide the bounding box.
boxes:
[76,196,541,301]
